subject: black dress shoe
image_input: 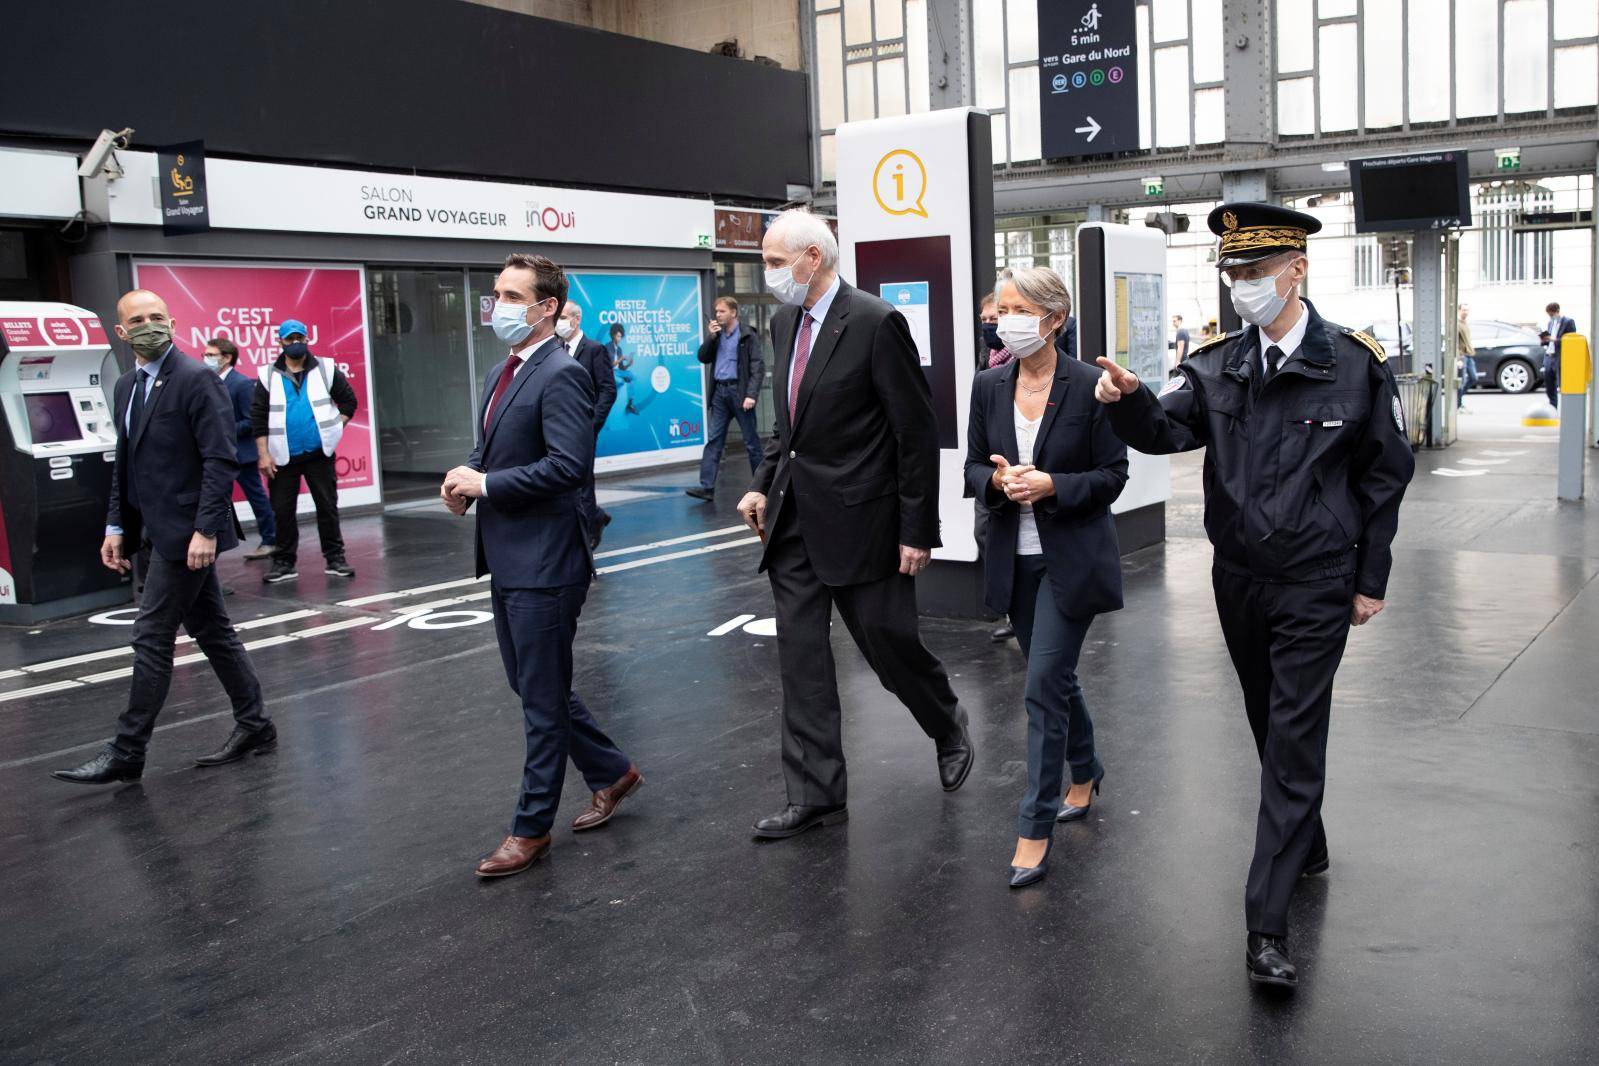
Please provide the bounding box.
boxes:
[936,717,975,792]
[1057,769,1105,822]
[1245,933,1298,989]
[195,723,278,767]
[1007,836,1054,888]
[989,624,1014,642]
[50,751,144,785]
[685,486,714,501]
[1302,845,1330,877]
[753,803,847,839]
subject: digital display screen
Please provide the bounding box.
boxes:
[25,392,81,444]
[1113,272,1166,384]
[1351,153,1471,233]
[854,236,958,448]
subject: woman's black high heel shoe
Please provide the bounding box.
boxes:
[1007,836,1054,888]
[1057,770,1104,823]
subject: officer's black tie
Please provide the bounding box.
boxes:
[1263,344,1284,384]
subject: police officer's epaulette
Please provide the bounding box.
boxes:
[1342,327,1387,362]
[1188,330,1238,358]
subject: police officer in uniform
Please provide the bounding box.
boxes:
[1093,203,1415,990]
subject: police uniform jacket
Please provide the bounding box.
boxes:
[1106,299,1415,598]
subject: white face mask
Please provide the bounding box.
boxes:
[765,252,815,307]
[1228,263,1293,327]
[492,300,547,346]
[555,319,574,340]
[203,355,223,372]
[997,313,1050,358]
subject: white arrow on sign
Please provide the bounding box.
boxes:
[1076,116,1102,141]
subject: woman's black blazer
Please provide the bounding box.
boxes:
[963,354,1129,618]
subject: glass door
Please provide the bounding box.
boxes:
[366,268,476,500]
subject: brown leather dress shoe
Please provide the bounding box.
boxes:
[571,765,644,832]
[474,834,551,878]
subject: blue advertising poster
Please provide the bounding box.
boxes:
[568,272,706,471]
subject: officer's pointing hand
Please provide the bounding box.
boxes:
[1094,357,1139,403]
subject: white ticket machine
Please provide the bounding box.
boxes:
[0,302,131,622]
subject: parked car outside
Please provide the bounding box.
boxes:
[1467,320,1545,394]
[1358,319,1544,393]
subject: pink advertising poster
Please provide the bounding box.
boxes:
[129,261,381,512]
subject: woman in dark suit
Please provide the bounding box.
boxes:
[964,266,1129,887]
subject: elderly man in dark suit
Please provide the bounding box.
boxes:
[737,209,973,840]
[52,290,273,785]
[444,254,642,879]
[557,300,618,549]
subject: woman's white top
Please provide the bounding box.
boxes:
[1014,404,1044,556]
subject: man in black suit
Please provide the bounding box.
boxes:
[557,301,618,549]
[444,254,641,879]
[52,290,274,785]
[1543,301,1578,407]
[204,336,275,560]
[686,295,765,501]
[736,209,973,840]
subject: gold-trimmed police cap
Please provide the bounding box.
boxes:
[1208,202,1322,269]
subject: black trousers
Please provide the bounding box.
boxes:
[269,451,344,567]
[1009,554,1100,839]
[579,429,606,537]
[1212,567,1353,938]
[766,502,963,806]
[490,582,631,838]
[111,545,269,761]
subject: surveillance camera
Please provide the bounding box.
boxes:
[77,127,134,179]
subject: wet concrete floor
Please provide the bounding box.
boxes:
[2,400,1596,1063]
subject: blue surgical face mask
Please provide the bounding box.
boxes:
[492,301,547,346]
[981,322,1005,351]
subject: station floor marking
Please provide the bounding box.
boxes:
[18,609,325,675]
[596,536,761,575]
[0,534,765,707]
[338,526,750,608]
[592,525,747,561]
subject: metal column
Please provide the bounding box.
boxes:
[1591,144,1599,447]
[1412,231,1443,446]
[926,0,973,110]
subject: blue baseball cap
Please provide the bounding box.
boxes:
[278,319,309,341]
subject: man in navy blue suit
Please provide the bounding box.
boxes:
[442,253,642,879]
[52,289,274,785]
[204,336,276,559]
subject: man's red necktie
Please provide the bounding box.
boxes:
[484,354,522,432]
[788,312,814,420]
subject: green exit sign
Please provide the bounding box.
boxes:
[695,232,713,249]
[1143,177,1164,197]
[1495,148,1521,171]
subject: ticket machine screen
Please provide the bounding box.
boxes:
[25,392,80,444]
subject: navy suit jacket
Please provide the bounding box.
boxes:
[567,334,617,431]
[964,353,1128,618]
[222,366,258,463]
[467,336,595,587]
[107,345,241,561]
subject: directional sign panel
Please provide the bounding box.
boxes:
[1038,1,1139,159]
